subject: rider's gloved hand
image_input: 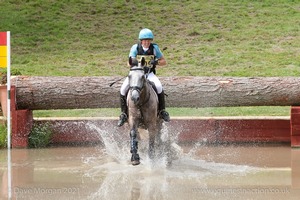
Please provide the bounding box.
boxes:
[150,59,159,66]
[144,66,151,74]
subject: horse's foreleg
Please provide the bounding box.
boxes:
[130,128,140,165]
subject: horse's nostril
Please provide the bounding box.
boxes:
[131,90,140,104]
[131,96,139,104]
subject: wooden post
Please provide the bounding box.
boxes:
[290,106,300,147]
[11,110,33,148]
[9,86,33,148]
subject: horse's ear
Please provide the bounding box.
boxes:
[141,57,145,66]
[129,57,138,67]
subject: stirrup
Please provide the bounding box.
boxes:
[117,113,127,127]
[159,110,170,122]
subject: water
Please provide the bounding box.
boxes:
[0,121,300,199]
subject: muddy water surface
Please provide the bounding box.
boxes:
[1,143,299,200]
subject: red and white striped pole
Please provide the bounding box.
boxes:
[0,31,11,148]
[0,31,12,199]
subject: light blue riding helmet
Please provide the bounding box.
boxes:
[138,28,154,40]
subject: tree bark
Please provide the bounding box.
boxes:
[11,76,300,110]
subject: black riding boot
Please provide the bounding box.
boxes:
[158,91,170,122]
[117,94,128,127]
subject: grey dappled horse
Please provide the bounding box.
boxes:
[127,57,164,165]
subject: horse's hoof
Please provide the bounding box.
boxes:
[131,154,140,166]
[131,160,140,166]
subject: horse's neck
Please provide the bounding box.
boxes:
[140,81,151,101]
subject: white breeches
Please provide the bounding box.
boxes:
[120,72,163,96]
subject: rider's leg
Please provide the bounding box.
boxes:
[147,73,170,122]
[118,78,129,127]
[117,94,128,127]
[158,90,170,122]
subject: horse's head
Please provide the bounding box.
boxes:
[128,57,147,105]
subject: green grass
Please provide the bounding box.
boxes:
[33,106,291,118]
[0,124,7,148]
[28,123,53,148]
[1,0,299,77]
[1,0,299,117]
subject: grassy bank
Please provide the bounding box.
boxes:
[33,106,291,118]
[1,0,299,116]
[1,0,299,77]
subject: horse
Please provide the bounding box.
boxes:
[127,57,164,165]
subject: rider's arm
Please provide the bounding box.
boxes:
[157,56,167,66]
[153,44,167,66]
[128,44,138,67]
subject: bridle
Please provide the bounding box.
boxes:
[129,67,145,92]
[129,67,151,106]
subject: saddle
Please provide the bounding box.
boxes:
[147,80,158,94]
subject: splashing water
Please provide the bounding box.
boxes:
[85,121,182,168]
[86,121,130,164]
[83,121,260,200]
[84,121,256,171]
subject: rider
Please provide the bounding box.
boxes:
[117,28,170,127]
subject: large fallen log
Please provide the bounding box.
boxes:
[11,76,300,110]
